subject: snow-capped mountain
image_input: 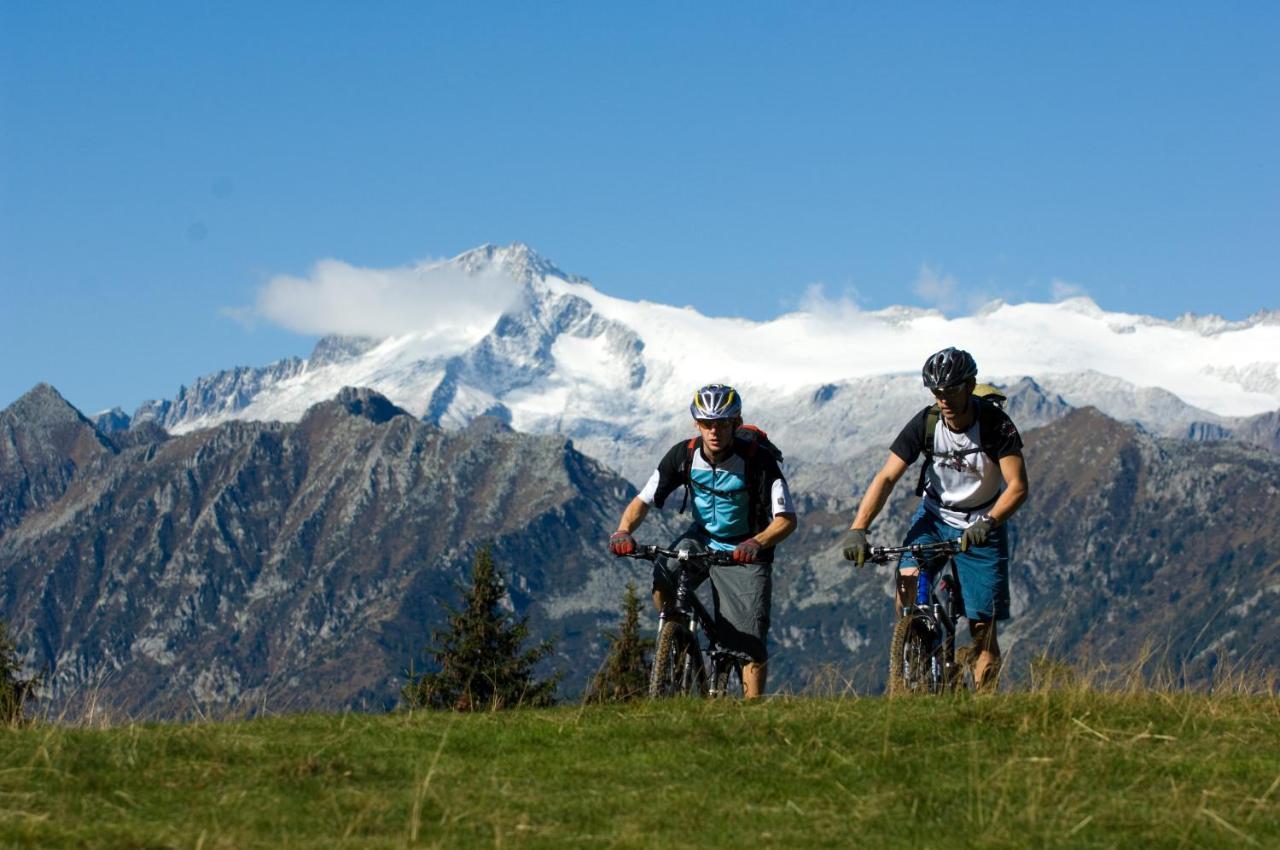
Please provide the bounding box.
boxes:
[130,243,1280,482]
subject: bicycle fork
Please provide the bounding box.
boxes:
[655,610,700,681]
[915,570,961,691]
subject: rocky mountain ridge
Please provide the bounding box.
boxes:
[0,384,665,717]
[3,383,1277,717]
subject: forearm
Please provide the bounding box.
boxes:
[753,513,797,548]
[851,474,895,529]
[988,480,1027,525]
[615,497,650,534]
[988,455,1029,525]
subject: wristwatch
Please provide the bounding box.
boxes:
[977,513,999,527]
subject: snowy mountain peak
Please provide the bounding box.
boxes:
[127,243,1279,482]
[452,242,584,287]
[91,407,132,434]
[1053,295,1108,318]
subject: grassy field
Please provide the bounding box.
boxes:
[1,688,1277,849]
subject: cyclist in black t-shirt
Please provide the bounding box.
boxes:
[840,348,1029,690]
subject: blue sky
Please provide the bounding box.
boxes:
[2,3,1277,414]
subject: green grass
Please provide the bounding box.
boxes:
[2,690,1278,849]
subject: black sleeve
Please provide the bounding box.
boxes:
[978,402,1023,459]
[650,441,690,509]
[889,407,930,465]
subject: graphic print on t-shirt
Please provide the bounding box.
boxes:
[890,400,1023,529]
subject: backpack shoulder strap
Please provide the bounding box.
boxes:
[922,406,940,455]
[974,396,1018,461]
[679,437,698,514]
[735,424,784,466]
[733,425,785,534]
[915,404,941,497]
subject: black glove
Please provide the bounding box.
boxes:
[732,538,762,564]
[960,517,994,552]
[609,531,636,557]
[841,529,871,568]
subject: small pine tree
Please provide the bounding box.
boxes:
[585,581,653,704]
[0,620,39,726]
[402,547,559,711]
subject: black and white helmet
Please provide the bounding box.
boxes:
[690,383,743,420]
[921,347,978,390]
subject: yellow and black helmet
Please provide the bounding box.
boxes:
[690,383,742,420]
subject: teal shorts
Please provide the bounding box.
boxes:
[897,502,1010,622]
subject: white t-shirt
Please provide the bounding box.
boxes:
[890,400,1023,529]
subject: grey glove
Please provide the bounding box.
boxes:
[960,516,994,552]
[841,529,871,568]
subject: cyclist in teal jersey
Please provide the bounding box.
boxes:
[609,384,798,698]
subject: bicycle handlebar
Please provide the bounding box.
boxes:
[868,540,960,563]
[624,544,737,567]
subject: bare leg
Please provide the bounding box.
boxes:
[969,619,1001,692]
[896,569,918,612]
[742,661,766,699]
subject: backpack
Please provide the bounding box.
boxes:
[973,383,1008,407]
[913,389,1011,498]
[677,425,784,533]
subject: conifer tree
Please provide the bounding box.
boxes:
[585,581,653,703]
[0,620,38,726]
[402,547,559,711]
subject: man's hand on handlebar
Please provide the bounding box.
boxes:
[732,537,762,564]
[840,529,871,568]
[618,543,736,567]
[609,531,636,557]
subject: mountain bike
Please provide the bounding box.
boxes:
[626,544,755,699]
[868,540,973,696]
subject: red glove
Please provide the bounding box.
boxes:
[609,531,636,557]
[732,538,763,564]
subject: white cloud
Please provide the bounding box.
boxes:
[1050,278,1089,301]
[792,282,864,318]
[911,264,996,315]
[250,258,524,339]
[912,264,958,310]
[218,305,258,330]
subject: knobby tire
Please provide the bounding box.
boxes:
[649,621,707,698]
[888,615,936,697]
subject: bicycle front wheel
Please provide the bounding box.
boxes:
[710,656,744,698]
[650,621,707,698]
[888,615,938,696]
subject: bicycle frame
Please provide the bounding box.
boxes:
[627,545,753,697]
[871,541,966,695]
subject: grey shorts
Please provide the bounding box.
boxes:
[651,528,773,663]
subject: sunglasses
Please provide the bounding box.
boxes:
[930,384,969,399]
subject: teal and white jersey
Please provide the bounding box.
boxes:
[686,451,751,549]
[639,442,795,552]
